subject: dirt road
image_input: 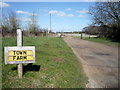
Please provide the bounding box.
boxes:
[64,37,118,88]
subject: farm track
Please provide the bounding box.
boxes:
[64,37,118,88]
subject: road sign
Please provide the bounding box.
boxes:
[4,29,36,78]
[4,46,35,64]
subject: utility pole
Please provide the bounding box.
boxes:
[50,13,51,33]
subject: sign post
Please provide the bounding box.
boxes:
[4,29,35,78]
[17,29,23,78]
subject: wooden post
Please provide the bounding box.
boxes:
[89,35,90,39]
[81,32,82,39]
[17,29,23,78]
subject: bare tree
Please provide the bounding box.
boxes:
[28,12,39,35]
[2,10,21,36]
[90,2,119,25]
[89,1,119,40]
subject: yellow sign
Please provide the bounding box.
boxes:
[8,50,34,61]
[5,46,35,64]
[8,50,33,56]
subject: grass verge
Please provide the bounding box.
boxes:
[2,37,86,88]
[82,37,119,47]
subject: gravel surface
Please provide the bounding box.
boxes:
[64,37,118,88]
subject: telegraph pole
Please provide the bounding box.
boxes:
[50,13,51,33]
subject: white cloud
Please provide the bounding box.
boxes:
[16,10,38,16]
[16,11,29,14]
[0,2,10,8]
[48,10,66,16]
[48,10,58,14]
[17,17,31,22]
[68,14,74,17]
[78,15,85,17]
[49,10,76,17]
[66,8,71,11]
[57,11,66,16]
[76,9,89,14]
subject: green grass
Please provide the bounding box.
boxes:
[82,37,119,47]
[2,37,86,88]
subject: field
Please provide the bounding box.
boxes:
[2,37,86,88]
